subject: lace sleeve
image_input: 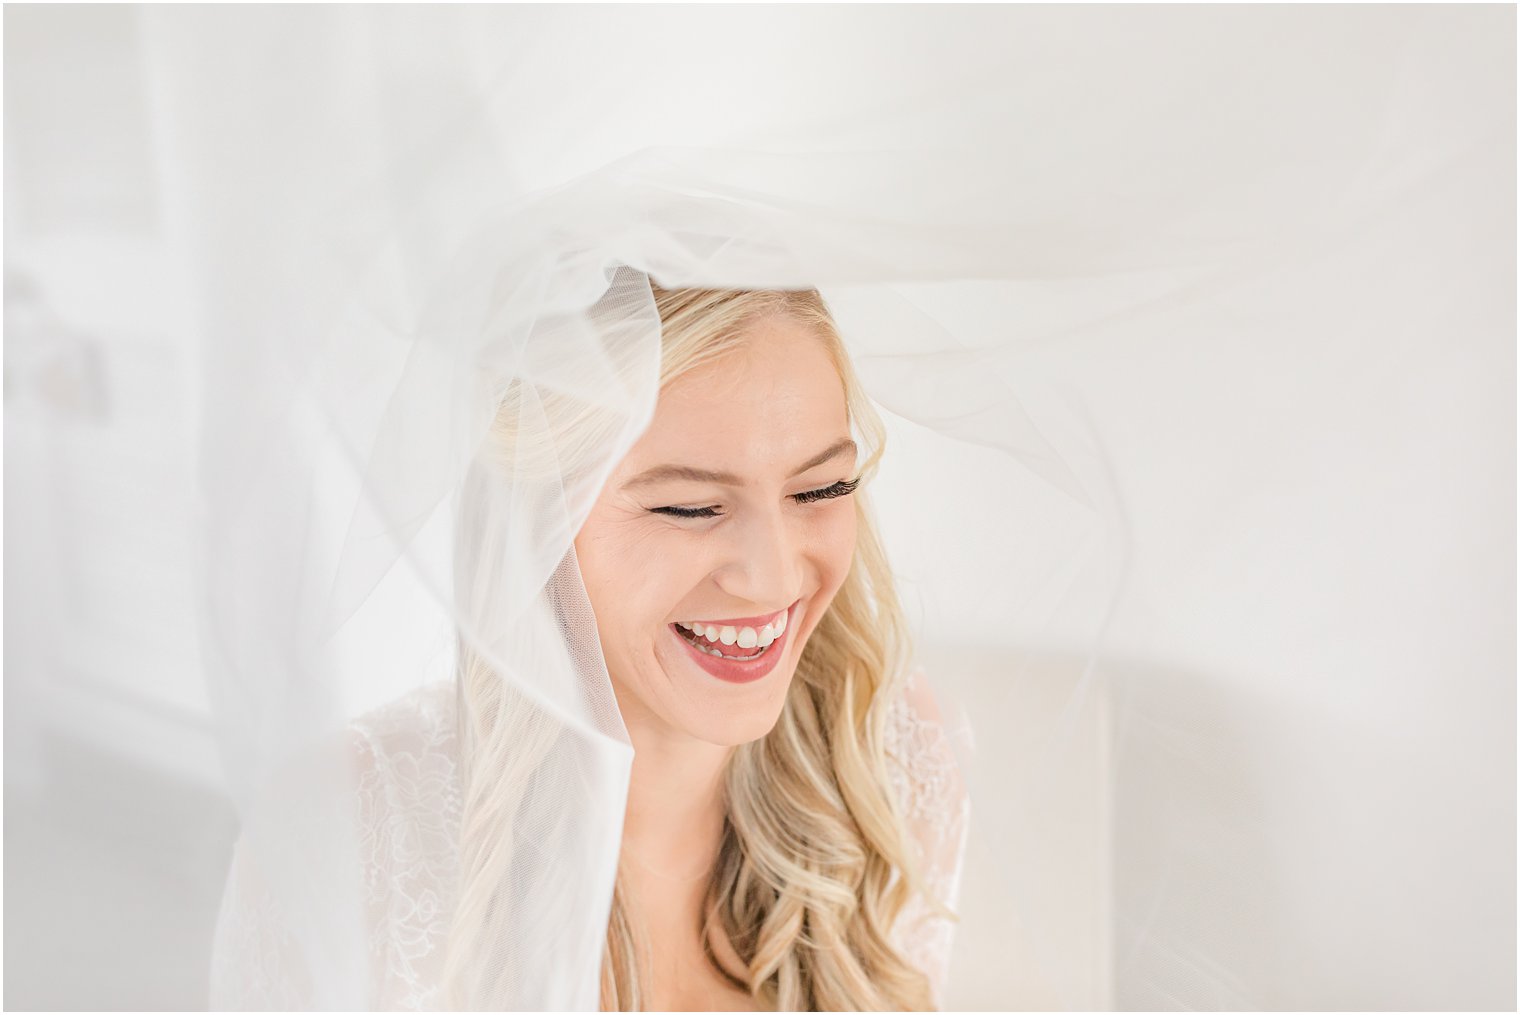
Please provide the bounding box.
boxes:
[347,682,462,1011]
[208,690,462,1012]
[884,666,972,1007]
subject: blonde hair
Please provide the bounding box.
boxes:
[446,275,950,1010]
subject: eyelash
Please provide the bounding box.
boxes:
[651,477,861,520]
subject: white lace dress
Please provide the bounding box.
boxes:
[210,670,971,1010]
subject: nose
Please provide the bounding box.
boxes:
[711,502,805,610]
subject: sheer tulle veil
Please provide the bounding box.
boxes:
[3,5,1512,1011]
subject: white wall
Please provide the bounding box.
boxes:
[5,6,1513,1011]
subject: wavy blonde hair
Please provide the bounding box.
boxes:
[446,275,951,1011]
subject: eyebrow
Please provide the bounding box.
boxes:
[622,437,858,490]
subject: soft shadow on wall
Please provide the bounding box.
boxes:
[924,644,1515,1012]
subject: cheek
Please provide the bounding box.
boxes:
[572,518,637,630]
[574,518,686,631]
[571,525,607,596]
[815,501,859,587]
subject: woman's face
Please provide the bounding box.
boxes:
[573,315,859,747]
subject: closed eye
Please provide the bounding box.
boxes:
[650,477,860,520]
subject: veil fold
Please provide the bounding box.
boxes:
[4,5,1512,1010]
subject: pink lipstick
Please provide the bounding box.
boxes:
[667,601,799,685]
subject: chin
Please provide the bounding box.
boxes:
[679,669,796,748]
[692,704,789,748]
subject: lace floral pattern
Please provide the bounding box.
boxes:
[884,667,973,1008]
[210,671,970,1010]
[350,682,462,1011]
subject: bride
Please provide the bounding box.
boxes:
[211,280,971,1012]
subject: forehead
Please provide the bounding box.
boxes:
[625,317,849,470]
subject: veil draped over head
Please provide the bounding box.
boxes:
[4,5,1513,1012]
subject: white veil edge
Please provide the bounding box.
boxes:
[3,5,1512,1010]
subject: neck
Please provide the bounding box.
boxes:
[620,714,732,884]
[612,691,754,999]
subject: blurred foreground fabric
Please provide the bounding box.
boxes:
[4,5,1515,1010]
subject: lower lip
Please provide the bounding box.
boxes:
[668,603,796,685]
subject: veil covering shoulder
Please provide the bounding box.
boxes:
[4,5,1509,1011]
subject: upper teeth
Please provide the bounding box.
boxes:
[676,609,787,649]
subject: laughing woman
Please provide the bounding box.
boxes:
[566,285,970,1010]
[211,281,971,1012]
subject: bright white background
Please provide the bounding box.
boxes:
[5,5,1514,1011]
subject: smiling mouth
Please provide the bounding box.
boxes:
[672,624,774,661]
